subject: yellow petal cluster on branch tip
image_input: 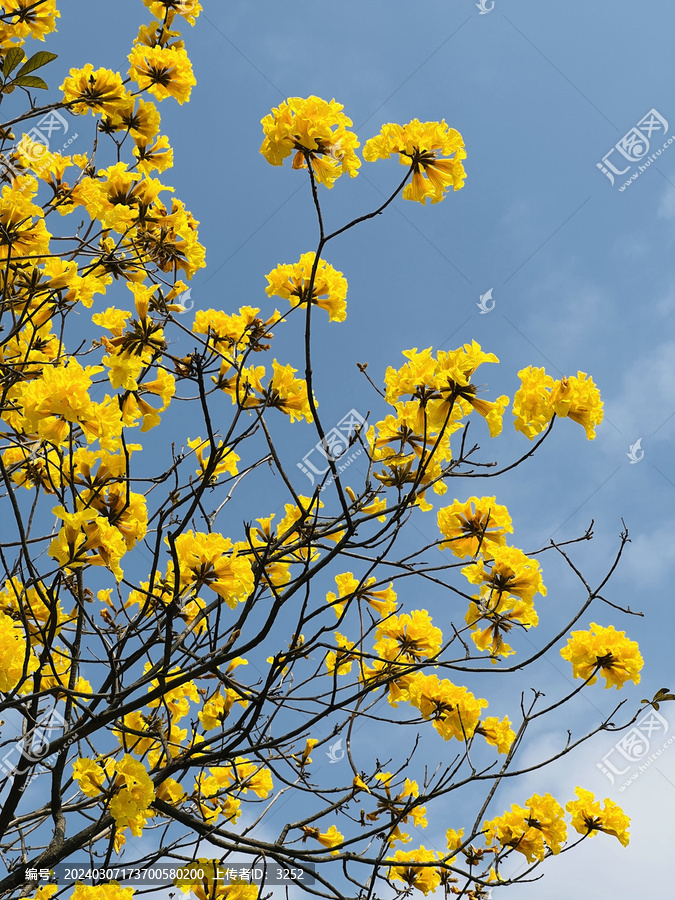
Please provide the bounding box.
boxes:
[483,793,567,863]
[0,609,39,693]
[364,119,467,204]
[301,824,344,855]
[260,96,361,187]
[387,846,442,895]
[513,365,604,440]
[128,44,196,104]
[566,787,630,846]
[560,622,643,689]
[172,530,255,607]
[1,0,60,41]
[265,252,348,323]
[437,496,513,559]
[325,572,398,619]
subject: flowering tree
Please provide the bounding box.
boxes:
[0,3,659,900]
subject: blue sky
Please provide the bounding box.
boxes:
[12,0,675,896]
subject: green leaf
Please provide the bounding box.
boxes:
[13,75,49,90]
[3,47,25,77]
[15,51,57,78]
[640,688,675,710]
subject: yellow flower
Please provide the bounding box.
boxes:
[483,793,567,862]
[108,755,155,836]
[263,360,313,423]
[49,504,127,581]
[298,738,319,766]
[265,252,347,322]
[513,367,603,440]
[374,610,443,664]
[462,546,546,605]
[60,65,127,115]
[408,674,488,742]
[101,96,161,141]
[566,787,630,846]
[261,96,361,187]
[560,622,643,689]
[133,133,174,175]
[155,777,187,806]
[0,610,39,693]
[550,371,603,439]
[364,119,466,204]
[73,758,106,797]
[128,45,196,104]
[512,365,555,439]
[302,824,344,855]
[387,846,441,895]
[145,665,199,723]
[465,592,538,660]
[3,0,60,40]
[384,342,507,437]
[143,0,202,24]
[9,359,122,449]
[326,631,360,675]
[198,687,248,730]
[188,436,239,482]
[0,577,70,646]
[437,496,513,559]
[325,572,398,619]
[173,531,254,607]
[0,182,50,259]
[475,716,516,754]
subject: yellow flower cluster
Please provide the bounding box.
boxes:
[484,787,630,864]
[366,772,427,847]
[560,622,643,689]
[364,118,467,204]
[325,572,398,619]
[265,252,348,323]
[463,544,545,660]
[72,754,155,836]
[566,787,630,846]
[387,846,441,895]
[483,793,567,863]
[260,96,361,187]
[195,759,273,825]
[0,0,60,45]
[0,609,39,693]
[513,366,604,440]
[367,343,508,510]
[438,496,513,559]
